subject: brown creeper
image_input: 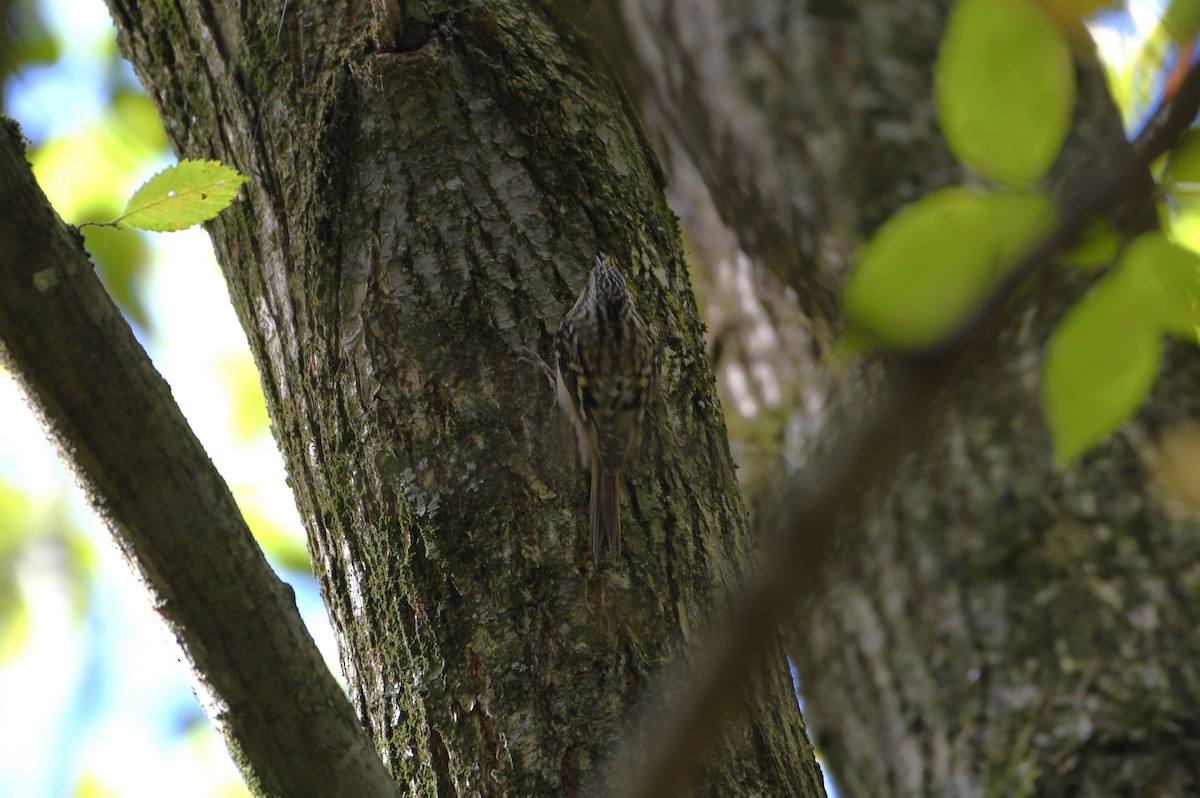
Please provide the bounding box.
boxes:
[555,255,657,565]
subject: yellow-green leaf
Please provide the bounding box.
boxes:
[937,0,1074,185]
[1164,129,1200,208]
[1120,232,1200,341]
[117,159,249,232]
[845,188,1054,350]
[1043,271,1161,468]
[1163,0,1200,40]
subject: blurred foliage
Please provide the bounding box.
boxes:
[2,1,298,795]
[844,0,1200,468]
[938,0,1074,185]
[79,219,153,327]
[1163,0,1200,39]
[1152,423,1200,514]
[29,87,169,329]
[178,726,253,798]
[0,483,36,662]
[1038,0,1124,25]
[73,773,123,798]
[212,352,273,444]
[1,0,168,665]
[238,497,312,576]
[1,0,58,78]
[1043,249,1164,466]
[1102,0,1200,134]
[1045,233,1200,466]
[1164,128,1200,188]
[0,479,95,664]
[845,188,1054,350]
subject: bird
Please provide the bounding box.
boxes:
[555,254,657,564]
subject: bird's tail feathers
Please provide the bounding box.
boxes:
[590,468,621,565]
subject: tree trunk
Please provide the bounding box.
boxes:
[105,1,820,794]
[592,1,1200,796]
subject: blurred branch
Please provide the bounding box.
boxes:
[0,118,398,798]
[625,59,1200,798]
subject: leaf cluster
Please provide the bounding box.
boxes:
[843,0,1200,466]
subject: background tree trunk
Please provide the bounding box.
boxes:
[589,1,1200,796]
[106,1,820,794]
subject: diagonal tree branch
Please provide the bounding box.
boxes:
[625,59,1200,798]
[0,118,398,798]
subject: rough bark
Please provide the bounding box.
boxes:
[0,119,396,798]
[591,1,1200,796]
[104,1,820,795]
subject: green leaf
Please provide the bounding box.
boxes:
[1163,129,1200,208]
[116,159,249,232]
[845,188,1054,350]
[937,0,1074,185]
[1119,232,1200,341]
[1163,0,1200,40]
[1043,272,1162,468]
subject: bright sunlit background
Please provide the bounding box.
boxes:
[1,1,337,795]
[0,0,1188,796]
